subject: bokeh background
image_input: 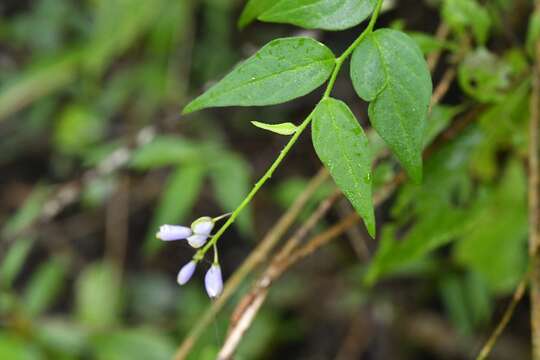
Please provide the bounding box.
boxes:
[0,0,534,359]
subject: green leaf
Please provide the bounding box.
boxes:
[210,154,253,236]
[408,31,457,55]
[0,237,34,289]
[454,161,528,294]
[54,105,104,155]
[251,121,298,135]
[258,0,376,31]
[311,98,375,237]
[2,186,51,237]
[439,274,474,335]
[424,104,463,147]
[238,0,276,28]
[75,262,120,329]
[23,258,66,316]
[442,0,491,45]
[129,136,202,170]
[35,319,88,356]
[144,163,206,254]
[351,29,432,183]
[457,48,512,103]
[0,333,42,360]
[183,37,335,114]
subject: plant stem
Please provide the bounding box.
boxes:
[194,0,384,262]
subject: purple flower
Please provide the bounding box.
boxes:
[156,225,192,241]
[191,216,214,236]
[187,234,208,248]
[204,264,223,298]
[177,261,197,285]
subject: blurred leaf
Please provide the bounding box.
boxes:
[238,0,276,28]
[454,161,528,293]
[439,274,473,335]
[251,121,298,135]
[470,80,529,180]
[183,37,335,114]
[54,105,104,155]
[312,98,375,236]
[365,210,468,284]
[2,185,50,237]
[0,332,42,360]
[458,48,512,103]
[210,153,253,236]
[464,271,492,327]
[75,262,120,329]
[351,29,432,183]
[145,163,206,254]
[81,176,118,208]
[85,0,165,73]
[92,328,174,360]
[366,130,481,283]
[442,0,491,45]
[0,53,79,121]
[23,257,67,316]
[424,104,463,147]
[408,31,456,55]
[129,136,202,170]
[128,272,177,321]
[0,237,34,289]
[35,319,88,356]
[258,0,376,31]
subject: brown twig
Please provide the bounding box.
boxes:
[427,23,450,72]
[218,189,343,360]
[217,172,404,360]
[429,67,456,110]
[530,18,540,359]
[476,272,529,360]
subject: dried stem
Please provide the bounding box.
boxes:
[530,14,540,358]
[476,272,529,360]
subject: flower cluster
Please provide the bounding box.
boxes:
[156,216,224,298]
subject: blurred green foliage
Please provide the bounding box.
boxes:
[0,0,535,358]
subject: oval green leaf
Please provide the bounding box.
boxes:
[258,0,377,31]
[183,37,335,114]
[351,29,432,183]
[311,98,375,237]
[251,121,298,135]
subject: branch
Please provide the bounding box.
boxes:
[173,168,329,360]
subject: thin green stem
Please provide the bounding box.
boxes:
[213,243,219,264]
[193,0,384,262]
[323,0,384,99]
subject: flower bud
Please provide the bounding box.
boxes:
[177,261,197,285]
[156,225,192,241]
[191,216,214,236]
[187,234,208,248]
[204,264,223,298]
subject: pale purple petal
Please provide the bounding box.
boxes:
[156,225,192,241]
[204,264,223,298]
[187,234,208,248]
[191,216,214,236]
[177,261,197,285]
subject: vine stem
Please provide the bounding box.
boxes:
[194,0,384,262]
